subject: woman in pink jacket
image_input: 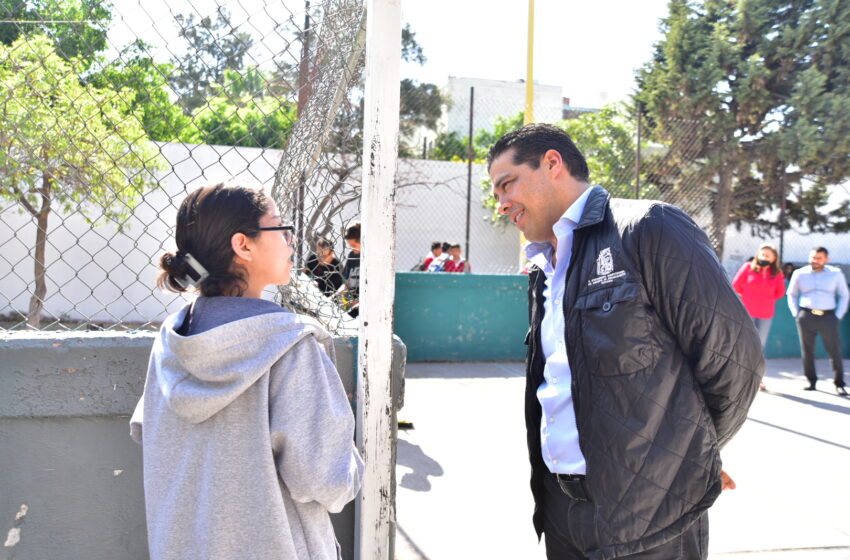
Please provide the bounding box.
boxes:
[732,243,786,390]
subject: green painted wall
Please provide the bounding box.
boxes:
[394,273,527,362]
[395,274,850,362]
[764,296,850,359]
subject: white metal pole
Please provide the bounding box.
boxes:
[356,0,400,558]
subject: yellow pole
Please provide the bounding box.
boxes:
[520,0,534,271]
[525,0,534,125]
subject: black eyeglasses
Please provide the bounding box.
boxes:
[258,225,295,245]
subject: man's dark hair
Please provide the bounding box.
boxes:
[448,242,461,250]
[431,241,442,251]
[812,246,828,256]
[441,241,450,252]
[486,123,589,182]
[315,237,332,249]
[344,222,361,241]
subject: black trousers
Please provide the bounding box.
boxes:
[541,473,708,560]
[796,309,845,387]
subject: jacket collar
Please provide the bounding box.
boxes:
[575,186,611,230]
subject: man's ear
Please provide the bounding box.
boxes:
[543,149,567,177]
[231,232,253,264]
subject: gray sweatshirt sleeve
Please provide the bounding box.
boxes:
[269,335,364,513]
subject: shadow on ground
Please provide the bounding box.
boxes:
[396,439,444,491]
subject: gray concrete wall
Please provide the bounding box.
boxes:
[0,331,405,560]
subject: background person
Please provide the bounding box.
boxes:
[444,242,470,273]
[732,243,786,391]
[424,241,450,272]
[783,262,796,281]
[418,241,444,271]
[338,222,361,317]
[786,246,849,395]
[130,184,363,560]
[305,237,344,297]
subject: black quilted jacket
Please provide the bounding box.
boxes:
[525,187,763,559]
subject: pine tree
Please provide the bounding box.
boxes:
[636,0,850,257]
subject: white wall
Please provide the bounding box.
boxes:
[4,139,845,326]
[0,143,520,326]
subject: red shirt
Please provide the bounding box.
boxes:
[731,262,786,319]
[444,258,469,273]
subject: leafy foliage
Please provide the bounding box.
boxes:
[169,7,254,114]
[87,40,191,142]
[0,0,110,68]
[636,0,850,256]
[0,34,163,325]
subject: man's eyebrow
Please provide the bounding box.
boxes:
[493,173,511,190]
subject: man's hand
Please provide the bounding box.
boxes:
[720,470,736,490]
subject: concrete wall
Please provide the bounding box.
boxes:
[395,273,850,363]
[0,332,406,560]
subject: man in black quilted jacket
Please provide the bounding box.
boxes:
[488,124,763,560]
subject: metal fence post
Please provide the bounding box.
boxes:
[357,0,400,558]
[635,103,642,199]
[465,86,474,262]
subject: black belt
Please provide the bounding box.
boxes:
[801,307,835,316]
[552,473,589,502]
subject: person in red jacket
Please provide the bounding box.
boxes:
[444,242,470,273]
[732,244,786,390]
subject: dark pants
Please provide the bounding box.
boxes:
[796,309,845,387]
[541,473,708,560]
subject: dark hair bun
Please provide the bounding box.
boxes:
[158,252,191,293]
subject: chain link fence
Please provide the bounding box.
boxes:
[1,2,847,332]
[0,0,369,332]
[404,79,850,279]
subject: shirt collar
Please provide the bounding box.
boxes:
[524,185,595,263]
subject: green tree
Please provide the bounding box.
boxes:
[636,0,850,257]
[399,78,443,156]
[180,92,297,149]
[431,131,467,161]
[88,40,191,142]
[0,0,110,68]
[169,7,255,113]
[558,104,650,199]
[0,35,163,327]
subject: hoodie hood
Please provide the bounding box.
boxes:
[153,304,333,424]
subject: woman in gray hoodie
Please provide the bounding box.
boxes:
[130,183,363,560]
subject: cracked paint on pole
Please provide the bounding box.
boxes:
[357,0,401,558]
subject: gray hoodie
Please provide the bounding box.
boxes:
[130,298,363,560]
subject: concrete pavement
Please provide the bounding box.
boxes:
[395,358,850,559]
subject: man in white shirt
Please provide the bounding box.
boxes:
[786,246,849,395]
[488,124,762,560]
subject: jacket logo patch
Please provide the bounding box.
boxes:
[589,247,626,286]
[597,248,614,275]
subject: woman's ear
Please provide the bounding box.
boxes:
[231,232,253,264]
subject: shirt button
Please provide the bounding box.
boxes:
[555,299,561,306]
[553,377,559,383]
[553,459,559,464]
[549,417,555,423]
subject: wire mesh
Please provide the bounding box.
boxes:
[1,3,847,332]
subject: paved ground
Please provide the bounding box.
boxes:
[394,358,850,559]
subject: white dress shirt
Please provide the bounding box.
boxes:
[524,186,594,475]
[787,265,849,320]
